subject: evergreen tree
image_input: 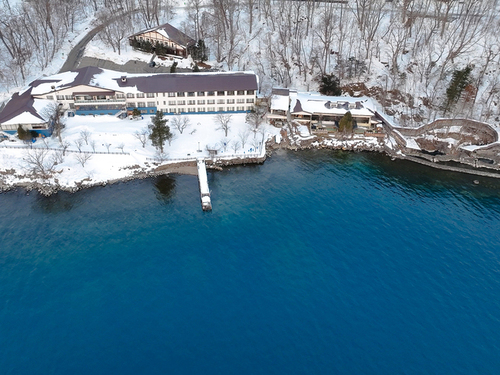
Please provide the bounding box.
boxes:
[170,61,178,73]
[17,125,31,141]
[319,73,342,96]
[445,65,473,113]
[338,111,353,133]
[193,64,200,72]
[132,108,141,118]
[148,111,172,153]
[188,39,208,61]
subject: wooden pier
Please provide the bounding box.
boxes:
[197,158,212,211]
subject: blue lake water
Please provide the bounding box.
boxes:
[1,150,500,374]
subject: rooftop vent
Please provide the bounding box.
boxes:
[121,76,127,82]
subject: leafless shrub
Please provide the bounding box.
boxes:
[74,153,93,167]
[133,128,149,148]
[80,130,91,145]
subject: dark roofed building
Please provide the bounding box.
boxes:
[0,88,54,136]
[129,23,195,58]
[14,67,259,117]
[114,72,258,93]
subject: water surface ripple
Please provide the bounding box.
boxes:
[1,150,500,374]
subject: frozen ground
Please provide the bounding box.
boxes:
[0,113,280,190]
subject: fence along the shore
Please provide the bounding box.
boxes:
[1,143,261,161]
[0,144,130,155]
[146,153,261,162]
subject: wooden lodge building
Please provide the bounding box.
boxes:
[128,23,196,58]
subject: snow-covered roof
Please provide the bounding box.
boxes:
[31,68,99,95]
[0,88,54,126]
[30,67,259,95]
[290,92,375,117]
[129,23,195,48]
[270,94,289,111]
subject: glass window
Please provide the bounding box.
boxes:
[218,107,224,111]
[46,95,54,100]
[207,91,215,96]
[227,99,235,104]
[247,90,254,95]
[207,107,215,112]
[237,90,245,95]
[168,92,175,97]
[127,93,135,98]
[177,92,185,97]
[188,100,196,105]
[217,99,225,104]
[137,102,145,107]
[207,99,215,105]
[147,93,155,98]
[147,101,155,107]
[197,91,205,96]
[188,108,196,112]
[227,90,234,95]
[137,93,145,98]
[56,95,64,100]
[177,100,185,105]
[246,98,254,103]
[116,94,125,99]
[197,100,205,105]
[237,98,245,103]
[187,92,195,97]
[168,100,176,105]
[65,95,73,100]
[217,91,225,96]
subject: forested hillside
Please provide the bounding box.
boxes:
[1,0,500,126]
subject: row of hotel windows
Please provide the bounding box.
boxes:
[127,99,254,108]
[49,90,255,101]
[157,106,253,113]
[130,106,254,114]
[129,90,255,98]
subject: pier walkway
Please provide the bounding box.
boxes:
[197,158,212,211]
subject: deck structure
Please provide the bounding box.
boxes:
[197,158,212,211]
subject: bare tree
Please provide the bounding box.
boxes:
[133,128,149,148]
[246,106,266,137]
[74,153,92,167]
[80,129,91,145]
[251,137,261,152]
[105,143,111,152]
[231,140,241,153]
[52,149,64,165]
[154,149,169,162]
[23,148,56,177]
[219,137,230,152]
[60,141,70,156]
[97,10,133,55]
[238,129,249,149]
[41,102,64,143]
[171,115,191,134]
[90,139,97,152]
[74,138,83,152]
[117,143,125,153]
[214,113,232,136]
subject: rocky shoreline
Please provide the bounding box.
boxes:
[2,130,500,196]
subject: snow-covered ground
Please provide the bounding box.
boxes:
[0,113,281,191]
